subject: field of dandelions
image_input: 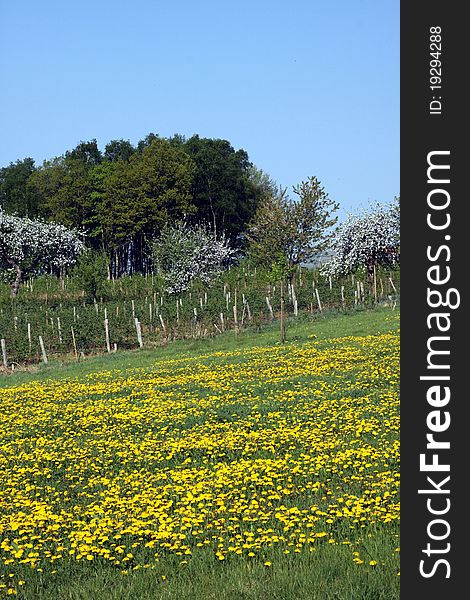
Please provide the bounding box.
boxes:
[0,310,399,599]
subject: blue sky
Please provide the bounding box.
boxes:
[1,0,399,221]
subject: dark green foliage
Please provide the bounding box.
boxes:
[66,139,102,166]
[72,251,110,302]
[0,157,38,217]
[104,139,135,162]
[183,135,261,243]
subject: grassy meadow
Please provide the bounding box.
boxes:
[0,308,400,599]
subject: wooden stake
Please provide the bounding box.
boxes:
[104,319,111,353]
[39,336,48,364]
[1,339,7,368]
[280,281,286,343]
[135,320,143,348]
[27,323,32,352]
[373,265,377,303]
[71,327,78,359]
[266,296,274,321]
[315,288,322,312]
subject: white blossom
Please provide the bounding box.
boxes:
[152,222,234,294]
[0,209,85,295]
[321,203,399,277]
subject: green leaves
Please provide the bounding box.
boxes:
[246,177,339,274]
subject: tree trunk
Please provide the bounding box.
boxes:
[10,265,23,298]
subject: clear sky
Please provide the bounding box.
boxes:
[1,0,399,221]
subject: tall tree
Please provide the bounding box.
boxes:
[183,135,259,242]
[28,155,95,234]
[245,176,339,280]
[101,138,196,274]
[0,158,38,217]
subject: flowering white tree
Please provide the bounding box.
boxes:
[0,210,85,297]
[152,221,234,293]
[321,202,400,280]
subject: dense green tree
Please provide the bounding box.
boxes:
[0,158,38,217]
[102,138,197,274]
[183,135,259,242]
[104,139,135,162]
[72,249,109,302]
[136,132,160,152]
[65,139,102,166]
[28,155,95,234]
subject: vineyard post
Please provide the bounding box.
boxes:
[39,336,48,364]
[135,319,143,348]
[373,265,378,303]
[71,327,78,359]
[1,339,7,368]
[266,297,274,321]
[291,284,298,316]
[280,280,286,343]
[315,288,322,312]
[104,318,111,353]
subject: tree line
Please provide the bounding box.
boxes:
[1,133,400,302]
[0,134,272,277]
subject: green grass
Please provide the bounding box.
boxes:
[9,541,399,600]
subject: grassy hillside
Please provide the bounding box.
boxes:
[0,308,400,599]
